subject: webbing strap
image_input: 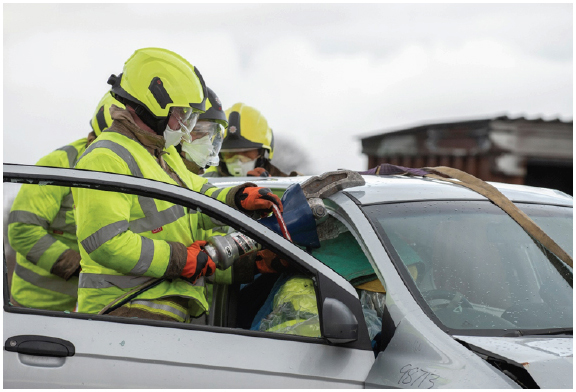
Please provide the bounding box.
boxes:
[424,166,573,268]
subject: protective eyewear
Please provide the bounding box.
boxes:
[170,106,201,133]
[221,153,258,163]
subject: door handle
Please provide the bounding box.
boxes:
[5,335,75,357]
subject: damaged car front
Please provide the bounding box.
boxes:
[357,179,572,388]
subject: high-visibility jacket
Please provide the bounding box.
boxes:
[73,131,233,321]
[8,138,88,311]
[254,275,320,337]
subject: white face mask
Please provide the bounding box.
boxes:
[181,135,213,168]
[164,127,188,148]
[226,157,257,177]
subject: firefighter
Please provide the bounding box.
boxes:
[7,92,123,311]
[177,87,226,175]
[203,103,298,178]
[72,47,283,322]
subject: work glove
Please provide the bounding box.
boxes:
[255,249,291,274]
[235,186,283,217]
[181,241,216,284]
[50,249,82,281]
[247,167,270,177]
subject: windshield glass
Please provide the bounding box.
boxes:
[363,200,573,333]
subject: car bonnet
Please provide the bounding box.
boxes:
[454,335,573,388]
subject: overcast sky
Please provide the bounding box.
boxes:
[3,3,573,174]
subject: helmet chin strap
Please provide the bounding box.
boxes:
[133,104,169,136]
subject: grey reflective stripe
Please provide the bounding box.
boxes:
[14,263,77,297]
[51,192,76,234]
[56,145,79,168]
[129,205,186,234]
[131,299,187,320]
[26,234,57,264]
[8,211,50,230]
[129,237,155,275]
[81,220,129,254]
[77,139,143,177]
[61,192,74,209]
[202,171,219,178]
[200,183,216,194]
[138,196,158,216]
[78,273,153,289]
[209,187,224,200]
[50,209,76,234]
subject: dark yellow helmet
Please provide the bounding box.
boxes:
[107,47,207,135]
[222,103,274,159]
[90,91,125,136]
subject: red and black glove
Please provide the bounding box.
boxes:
[255,249,291,274]
[247,167,270,177]
[235,186,283,216]
[181,241,216,284]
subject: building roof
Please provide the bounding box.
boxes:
[360,115,573,142]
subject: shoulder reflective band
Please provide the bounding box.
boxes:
[56,144,79,168]
[78,139,191,232]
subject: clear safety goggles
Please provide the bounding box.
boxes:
[189,121,223,142]
[170,106,201,133]
[221,152,258,163]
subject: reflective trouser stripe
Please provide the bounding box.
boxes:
[129,205,186,234]
[57,145,79,168]
[78,273,154,289]
[14,263,77,297]
[129,237,155,275]
[130,299,187,322]
[26,234,57,264]
[9,210,50,230]
[81,220,129,254]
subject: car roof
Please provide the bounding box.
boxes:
[207,174,573,207]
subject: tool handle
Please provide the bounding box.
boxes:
[272,204,292,242]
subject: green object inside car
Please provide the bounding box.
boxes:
[312,231,376,286]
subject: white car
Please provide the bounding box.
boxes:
[3,163,573,388]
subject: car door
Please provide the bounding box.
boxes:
[3,164,375,388]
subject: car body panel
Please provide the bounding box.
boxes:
[454,335,573,389]
[4,311,374,388]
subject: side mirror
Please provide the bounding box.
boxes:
[322,297,358,344]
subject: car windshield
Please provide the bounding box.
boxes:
[363,200,573,333]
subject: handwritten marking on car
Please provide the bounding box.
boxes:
[398,364,440,389]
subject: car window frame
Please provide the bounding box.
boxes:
[3,163,372,350]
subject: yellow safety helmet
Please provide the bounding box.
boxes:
[222,103,274,160]
[90,91,125,136]
[107,47,207,135]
